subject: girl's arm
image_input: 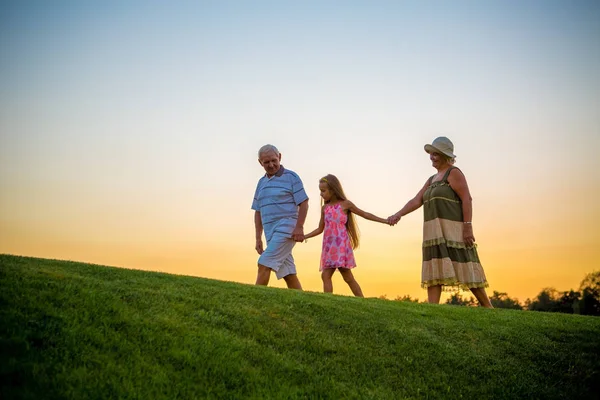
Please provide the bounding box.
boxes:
[304,206,325,240]
[447,168,475,247]
[343,200,389,224]
[389,178,430,224]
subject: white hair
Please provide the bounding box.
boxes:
[258,144,279,157]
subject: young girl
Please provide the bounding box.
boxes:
[304,174,390,297]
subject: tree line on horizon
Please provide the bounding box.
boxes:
[382,271,600,316]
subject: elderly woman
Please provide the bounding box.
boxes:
[389,137,493,307]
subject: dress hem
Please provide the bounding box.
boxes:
[320,265,356,271]
[421,278,489,291]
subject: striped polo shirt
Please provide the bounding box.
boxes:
[251,166,309,240]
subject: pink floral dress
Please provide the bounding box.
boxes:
[320,203,357,271]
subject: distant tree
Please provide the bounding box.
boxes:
[557,290,581,314]
[394,295,419,303]
[490,291,522,310]
[526,288,561,312]
[445,292,476,306]
[378,294,388,300]
[526,288,582,314]
[578,271,600,316]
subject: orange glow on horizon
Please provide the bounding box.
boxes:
[2,222,596,305]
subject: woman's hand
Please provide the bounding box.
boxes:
[463,224,475,247]
[387,213,401,226]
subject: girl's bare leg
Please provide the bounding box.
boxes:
[339,269,364,297]
[321,268,335,293]
[470,287,494,308]
[427,285,442,304]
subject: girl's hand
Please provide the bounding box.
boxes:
[463,224,475,247]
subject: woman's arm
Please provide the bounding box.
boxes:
[304,206,325,240]
[343,200,389,224]
[388,178,430,224]
[447,168,475,247]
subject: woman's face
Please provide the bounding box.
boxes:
[429,151,449,169]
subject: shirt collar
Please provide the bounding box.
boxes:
[266,165,285,179]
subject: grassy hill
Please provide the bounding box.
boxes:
[1,254,599,399]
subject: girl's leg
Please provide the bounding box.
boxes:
[339,269,364,298]
[321,268,335,293]
[470,287,494,308]
[427,285,442,304]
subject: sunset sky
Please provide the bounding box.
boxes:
[1,0,599,303]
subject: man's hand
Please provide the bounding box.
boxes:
[255,238,264,255]
[292,226,305,242]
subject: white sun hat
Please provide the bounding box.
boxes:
[424,136,456,158]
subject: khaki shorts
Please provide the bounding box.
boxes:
[258,231,297,279]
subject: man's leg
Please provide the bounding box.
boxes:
[255,264,271,286]
[273,240,303,290]
[283,274,303,290]
[259,233,298,288]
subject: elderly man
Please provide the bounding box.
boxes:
[251,144,309,289]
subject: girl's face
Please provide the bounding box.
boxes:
[319,182,335,202]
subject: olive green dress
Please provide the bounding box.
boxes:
[421,167,489,290]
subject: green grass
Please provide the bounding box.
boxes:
[1,254,599,399]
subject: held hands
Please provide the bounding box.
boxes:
[292,226,305,242]
[387,213,401,226]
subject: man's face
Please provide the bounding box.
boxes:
[258,151,281,177]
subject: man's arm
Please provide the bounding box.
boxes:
[292,200,308,242]
[254,210,264,254]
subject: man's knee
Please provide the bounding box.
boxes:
[256,264,272,284]
[283,273,302,290]
[257,264,272,274]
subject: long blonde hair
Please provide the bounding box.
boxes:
[320,174,360,249]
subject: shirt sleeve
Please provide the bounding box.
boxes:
[251,180,261,211]
[291,174,309,206]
